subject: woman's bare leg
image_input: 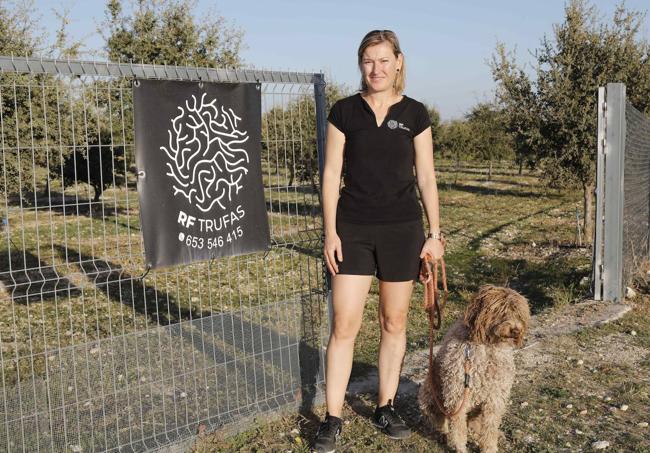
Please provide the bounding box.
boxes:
[325,274,373,417]
[377,280,413,406]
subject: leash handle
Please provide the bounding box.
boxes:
[419,253,448,330]
[420,252,469,418]
[420,251,471,418]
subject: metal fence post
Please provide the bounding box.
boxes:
[313,74,333,398]
[592,87,606,300]
[313,72,332,313]
[603,83,626,302]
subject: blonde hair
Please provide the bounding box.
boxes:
[357,29,406,94]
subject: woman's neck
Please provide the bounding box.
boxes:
[361,90,402,107]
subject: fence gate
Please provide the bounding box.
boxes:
[0,56,329,452]
[593,82,650,302]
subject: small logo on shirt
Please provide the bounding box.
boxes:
[387,120,410,132]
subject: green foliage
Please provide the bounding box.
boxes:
[492,0,650,237]
[0,1,38,198]
[61,143,126,202]
[102,0,246,68]
[436,119,471,159]
[465,102,513,167]
[0,2,79,199]
[262,82,350,190]
[0,0,245,201]
[492,0,650,183]
[423,103,441,143]
[491,43,541,172]
[95,0,248,192]
[436,104,513,180]
[0,1,41,56]
[0,1,99,201]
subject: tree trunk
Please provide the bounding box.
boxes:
[518,159,523,176]
[288,165,295,187]
[583,181,594,245]
[454,151,460,185]
[311,172,321,210]
[488,159,493,181]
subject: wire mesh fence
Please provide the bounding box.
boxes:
[594,83,650,302]
[623,101,650,288]
[0,57,328,452]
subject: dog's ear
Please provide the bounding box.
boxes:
[510,293,531,347]
[463,285,495,344]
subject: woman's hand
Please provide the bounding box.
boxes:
[324,233,343,275]
[420,238,444,261]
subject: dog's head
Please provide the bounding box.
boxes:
[463,285,530,348]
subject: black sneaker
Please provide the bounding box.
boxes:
[312,413,342,453]
[372,399,411,439]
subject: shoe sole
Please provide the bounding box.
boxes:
[371,421,412,440]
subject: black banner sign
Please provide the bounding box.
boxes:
[134,79,270,269]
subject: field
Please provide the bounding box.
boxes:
[1,158,647,452]
[191,162,650,452]
[0,159,326,451]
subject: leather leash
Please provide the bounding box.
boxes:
[419,253,471,418]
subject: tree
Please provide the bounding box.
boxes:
[465,103,513,180]
[262,82,349,199]
[492,0,650,241]
[60,0,247,202]
[437,119,473,184]
[61,143,126,203]
[102,0,246,68]
[423,103,441,144]
[0,2,80,200]
[491,44,541,175]
[0,0,39,199]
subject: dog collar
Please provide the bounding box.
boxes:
[463,344,472,388]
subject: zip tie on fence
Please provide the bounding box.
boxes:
[137,263,151,281]
[262,239,278,260]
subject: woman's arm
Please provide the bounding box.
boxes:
[414,127,444,260]
[415,127,440,234]
[322,122,346,274]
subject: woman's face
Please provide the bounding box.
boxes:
[360,41,402,94]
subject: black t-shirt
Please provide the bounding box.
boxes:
[327,93,431,224]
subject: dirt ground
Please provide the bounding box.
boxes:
[191,293,649,452]
[190,168,649,452]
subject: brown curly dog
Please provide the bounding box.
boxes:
[418,285,531,453]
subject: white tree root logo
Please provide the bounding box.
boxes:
[161,93,250,212]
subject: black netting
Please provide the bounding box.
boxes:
[623,101,650,286]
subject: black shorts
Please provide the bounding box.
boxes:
[335,219,425,282]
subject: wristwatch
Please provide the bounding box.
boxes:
[427,231,444,240]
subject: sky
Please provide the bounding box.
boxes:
[30,0,650,120]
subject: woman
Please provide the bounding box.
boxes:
[312,29,444,453]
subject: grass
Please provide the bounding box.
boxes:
[2,158,628,452]
[0,162,326,452]
[187,162,648,452]
[194,287,650,452]
[499,298,650,452]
